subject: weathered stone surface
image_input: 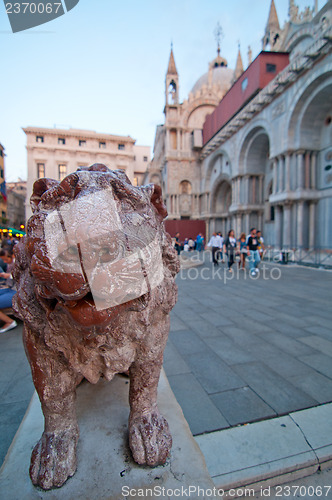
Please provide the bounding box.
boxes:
[0,371,218,500]
[12,164,180,490]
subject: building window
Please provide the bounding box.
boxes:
[79,140,86,147]
[241,77,248,92]
[266,63,276,73]
[58,164,67,181]
[36,135,44,143]
[133,177,138,186]
[58,137,66,145]
[99,142,106,149]
[118,144,125,150]
[37,163,45,178]
[143,156,148,162]
[170,129,177,149]
[0,149,3,157]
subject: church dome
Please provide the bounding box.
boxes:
[191,54,234,95]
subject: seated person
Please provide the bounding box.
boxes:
[0,251,17,333]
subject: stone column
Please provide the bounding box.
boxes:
[283,204,292,248]
[304,152,311,189]
[273,159,278,194]
[309,202,316,249]
[258,212,263,232]
[274,205,282,248]
[297,201,305,249]
[285,153,291,192]
[310,152,317,189]
[258,175,263,204]
[245,175,250,204]
[245,213,250,234]
[297,151,305,189]
[177,130,181,151]
[166,129,170,152]
[232,181,236,204]
[237,214,242,236]
[211,218,216,234]
[176,194,180,216]
[278,156,284,192]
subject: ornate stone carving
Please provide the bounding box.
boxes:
[12,164,180,490]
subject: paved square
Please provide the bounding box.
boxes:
[164,255,332,436]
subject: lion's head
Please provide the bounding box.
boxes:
[14,164,179,329]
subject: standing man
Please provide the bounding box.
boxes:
[257,230,265,262]
[217,232,224,262]
[208,232,220,266]
[247,228,261,276]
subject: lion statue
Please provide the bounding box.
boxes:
[12,164,180,490]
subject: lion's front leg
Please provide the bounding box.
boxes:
[24,326,81,490]
[128,351,172,467]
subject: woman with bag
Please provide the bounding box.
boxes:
[223,229,237,272]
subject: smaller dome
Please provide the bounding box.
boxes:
[191,65,234,96]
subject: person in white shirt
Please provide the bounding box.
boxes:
[208,232,220,266]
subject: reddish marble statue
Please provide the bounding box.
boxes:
[12,164,180,490]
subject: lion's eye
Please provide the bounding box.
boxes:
[68,246,79,255]
[99,242,124,263]
[59,245,79,262]
[100,247,110,256]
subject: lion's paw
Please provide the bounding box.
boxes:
[129,411,172,466]
[29,427,78,490]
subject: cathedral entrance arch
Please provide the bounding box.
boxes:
[210,178,232,234]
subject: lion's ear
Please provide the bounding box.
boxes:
[30,178,59,213]
[148,184,168,220]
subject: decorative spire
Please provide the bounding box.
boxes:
[267,0,280,30]
[262,0,281,50]
[234,43,244,80]
[167,45,178,75]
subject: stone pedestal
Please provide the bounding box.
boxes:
[0,370,216,500]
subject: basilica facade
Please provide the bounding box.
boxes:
[146,0,332,250]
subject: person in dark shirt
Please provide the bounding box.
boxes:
[247,227,261,276]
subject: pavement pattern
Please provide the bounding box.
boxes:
[164,254,332,436]
[1,255,332,467]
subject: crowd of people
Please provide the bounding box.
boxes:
[174,228,265,275]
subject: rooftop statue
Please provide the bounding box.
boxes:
[12,164,180,490]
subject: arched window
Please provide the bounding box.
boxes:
[168,80,177,104]
[179,180,192,195]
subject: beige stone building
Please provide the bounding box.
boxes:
[24,127,150,219]
[6,179,27,230]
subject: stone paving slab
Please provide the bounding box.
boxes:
[195,403,332,494]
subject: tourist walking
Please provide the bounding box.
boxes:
[257,230,265,261]
[195,233,204,252]
[247,228,261,276]
[238,232,247,270]
[217,232,224,262]
[208,232,220,266]
[223,229,237,272]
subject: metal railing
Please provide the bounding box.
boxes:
[263,246,332,269]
